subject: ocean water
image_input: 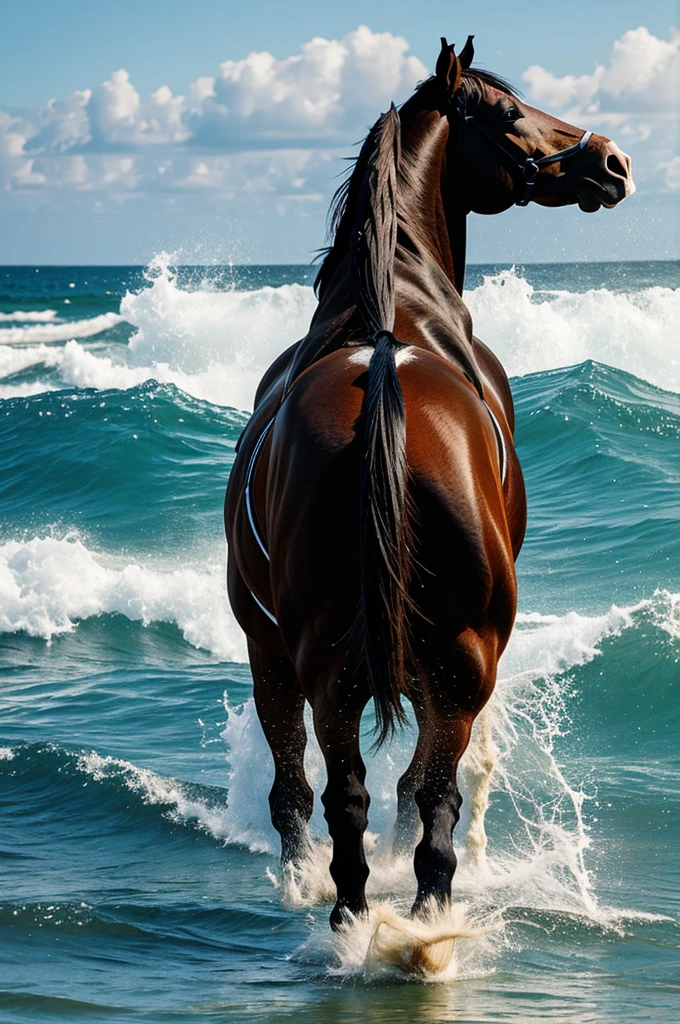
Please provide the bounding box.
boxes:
[1,258,679,1023]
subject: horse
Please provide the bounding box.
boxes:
[224,36,634,941]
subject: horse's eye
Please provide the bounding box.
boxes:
[501,107,521,124]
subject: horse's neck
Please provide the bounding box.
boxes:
[447,207,467,296]
[396,110,468,296]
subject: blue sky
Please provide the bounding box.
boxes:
[0,1,677,263]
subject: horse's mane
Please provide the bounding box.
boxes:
[314,68,518,298]
[350,104,401,336]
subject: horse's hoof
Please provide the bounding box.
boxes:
[329,901,368,932]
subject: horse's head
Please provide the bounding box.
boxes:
[432,36,635,215]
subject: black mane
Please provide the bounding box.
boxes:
[460,67,519,100]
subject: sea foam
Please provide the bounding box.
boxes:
[0,312,121,344]
[0,309,59,322]
[1,256,677,408]
[217,590,679,978]
[0,532,246,661]
[466,269,680,389]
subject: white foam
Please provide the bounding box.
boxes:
[113,258,677,407]
[0,342,63,399]
[325,900,500,981]
[1,259,676,408]
[119,254,318,409]
[0,309,59,322]
[0,381,60,400]
[0,747,15,761]
[466,268,680,391]
[0,312,121,344]
[0,532,246,661]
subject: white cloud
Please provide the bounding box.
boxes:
[1,24,676,201]
[523,27,679,115]
[88,69,141,142]
[0,25,425,196]
[28,90,92,153]
[189,25,426,145]
[0,111,36,189]
[86,70,188,147]
[0,24,426,202]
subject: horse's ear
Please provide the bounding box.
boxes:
[435,37,463,96]
[459,35,475,70]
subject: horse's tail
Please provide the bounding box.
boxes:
[350,105,413,746]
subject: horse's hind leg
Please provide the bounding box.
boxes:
[411,633,495,915]
[311,689,370,930]
[249,639,313,866]
[393,687,428,856]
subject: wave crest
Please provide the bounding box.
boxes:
[0,309,58,322]
[0,312,121,344]
[467,268,680,391]
[0,532,246,661]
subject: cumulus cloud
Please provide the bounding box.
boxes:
[0,25,426,197]
[660,155,680,189]
[87,72,187,147]
[0,110,40,189]
[190,25,426,145]
[27,90,91,153]
[523,27,679,115]
[522,27,679,189]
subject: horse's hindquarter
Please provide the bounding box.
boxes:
[264,347,519,675]
[400,352,518,641]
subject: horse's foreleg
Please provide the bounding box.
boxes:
[249,639,313,866]
[312,692,370,930]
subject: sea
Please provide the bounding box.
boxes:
[0,257,678,1023]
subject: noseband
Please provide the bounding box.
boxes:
[446,91,592,206]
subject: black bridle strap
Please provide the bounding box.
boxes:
[462,114,592,206]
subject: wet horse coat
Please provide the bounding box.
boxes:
[224,37,634,928]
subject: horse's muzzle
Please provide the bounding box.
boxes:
[576,137,636,212]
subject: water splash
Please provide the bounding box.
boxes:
[221,592,680,943]
[1,258,677,406]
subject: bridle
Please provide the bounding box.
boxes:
[445,89,592,206]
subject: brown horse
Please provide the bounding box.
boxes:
[224,36,634,931]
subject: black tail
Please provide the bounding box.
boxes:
[351,106,413,746]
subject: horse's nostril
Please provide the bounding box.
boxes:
[606,153,627,178]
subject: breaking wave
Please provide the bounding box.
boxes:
[0,257,677,408]
[0,532,246,661]
[221,592,679,920]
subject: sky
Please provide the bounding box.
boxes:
[0,0,677,264]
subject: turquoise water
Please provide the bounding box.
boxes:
[1,260,679,1022]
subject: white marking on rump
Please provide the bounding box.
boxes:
[346,347,372,366]
[395,347,417,366]
[346,346,417,367]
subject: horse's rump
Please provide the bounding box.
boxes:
[260,345,515,677]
